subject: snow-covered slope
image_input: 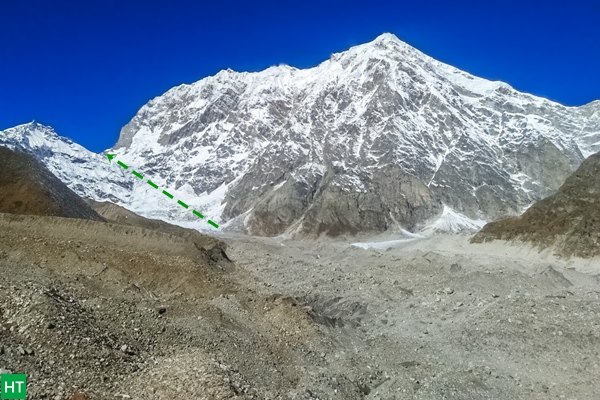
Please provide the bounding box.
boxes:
[0,123,216,230]
[0,123,124,198]
[2,33,599,236]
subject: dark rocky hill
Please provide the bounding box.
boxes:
[472,151,600,258]
[0,146,103,221]
[87,199,229,262]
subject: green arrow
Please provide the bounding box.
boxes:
[104,154,219,229]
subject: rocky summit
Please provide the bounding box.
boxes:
[472,150,600,258]
[1,33,599,236]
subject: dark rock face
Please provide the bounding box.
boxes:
[247,176,320,236]
[300,165,441,237]
[472,151,600,258]
[0,147,103,221]
[242,164,441,237]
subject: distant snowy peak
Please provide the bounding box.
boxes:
[1,122,75,153]
[0,122,227,233]
[0,122,128,200]
[0,122,107,172]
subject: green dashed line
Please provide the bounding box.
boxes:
[132,170,143,179]
[107,154,217,229]
[193,210,204,219]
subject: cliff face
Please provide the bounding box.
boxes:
[472,151,600,258]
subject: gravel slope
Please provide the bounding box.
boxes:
[1,212,599,399]
[225,234,600,399]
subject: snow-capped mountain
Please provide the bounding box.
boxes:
[2,33,599,236]
[0,123,215,230]
[0,122,130,202]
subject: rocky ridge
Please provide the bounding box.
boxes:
[472,150,600,258]
[0,146,103,221]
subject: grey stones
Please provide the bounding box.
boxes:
[450,263,462,273]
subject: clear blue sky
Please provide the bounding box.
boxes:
[1,0,598,152]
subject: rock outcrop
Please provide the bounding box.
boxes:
[0,146,103,221]
[472,151,600,258]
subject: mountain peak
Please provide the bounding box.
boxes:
[330,32,426,69]
[367,32,415,53]
[373,32,402,45]
[10,122,65,143]
[12,121,53,133]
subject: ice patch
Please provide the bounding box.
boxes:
[399,228,426,239]
[352,238,418,250]
[422,204,486,235]
[271,179,287,191]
